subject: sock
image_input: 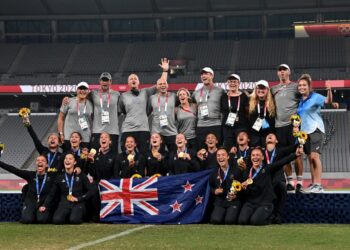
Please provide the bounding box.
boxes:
[287,176,294,186]
[296,176,303,185]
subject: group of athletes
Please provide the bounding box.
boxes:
[0,58,337,225]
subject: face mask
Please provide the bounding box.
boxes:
[131,88,140,96]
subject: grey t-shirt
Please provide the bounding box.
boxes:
[91,89,120,135]
[176,104,197,140]
[148,92,177,136]
[192,85,224,127]
[120,87,156,133]
[271,82,300,128]
[60,97,93,143]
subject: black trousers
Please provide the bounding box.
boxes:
[91,133,119,153]
[21,202,51,224]
[52,200,86,224]
[210,203,241,225]
[238,202,273,225]
[196,125,222,149]
[121,131,150,155]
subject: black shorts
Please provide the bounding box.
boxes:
[304,129,324,155]
[275,124,295,147]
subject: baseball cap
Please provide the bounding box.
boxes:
[277,64,290,71]
[256,80,269,88]
[227,73,241,81]
[200,67,214,75]
[99,72,112,81]
[76,82,89,89]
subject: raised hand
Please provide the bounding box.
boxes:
[159,58,170,72]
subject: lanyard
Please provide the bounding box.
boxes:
[228,95,240,112]
[238,148,248,158]
[99,89,111,110]
[36,173,47,200]
[299,92,313,108]
[76,99,87,116]
[249,165,263,180]
[257,101,267,118]
[47,152,57,168]
[199,86,212,103]
[217,165,230,186]
[265,149,276,164]
[158,93,169,113]
[65,173,75,195]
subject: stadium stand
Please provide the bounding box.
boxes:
[0,44,21,74]
[0,114,56,172]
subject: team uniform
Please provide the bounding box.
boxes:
[297,92,326,155]
[199,150,218,170]
[168,148,200,175]
[60,97,93,149]
[45,172,94,224]
[0,162,54,224]
[192,86,225,148]
[26,125,62,173]
[144,149,168,176]
[113,151,146,178]
[176,104,197,150]
[209,163,243,224]
[148,92,177,152]
[238,152,297,225]
[90,89,120,153]
[221,93,249,150]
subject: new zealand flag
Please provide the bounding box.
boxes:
[99,170,212,224]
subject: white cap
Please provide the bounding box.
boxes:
[76,82,89,89]
[278,64,291,71]
[227,73,241,82]
[201,67,214,75]
[256,80,269,88]
[99,72,112,81]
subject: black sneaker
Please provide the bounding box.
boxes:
[286,183,295,192]
[295,183,304,193]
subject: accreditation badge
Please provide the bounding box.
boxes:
[225,112,237,127]
[159,114,168,128]
[101,110,110,124]
[199,104,209,118]
[252,118,263,131]
[78,117,89,130]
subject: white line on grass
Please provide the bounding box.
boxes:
[67,224,154,250]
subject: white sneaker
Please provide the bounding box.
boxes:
[309,184,324,193]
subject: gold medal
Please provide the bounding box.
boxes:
[246,178,253,185]
[67,194,73,201]
[178,152,184,158]
[127,154,134,161]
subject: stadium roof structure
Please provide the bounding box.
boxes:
[0,0,349,19]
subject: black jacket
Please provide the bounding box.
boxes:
[145,149,168,176]
[87,149,116,181]
[113,151,146,178]
[168,148,200,175]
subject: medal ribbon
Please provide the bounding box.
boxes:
[36,173,47,201]
[249,165,263,180]
[47,152,57,168]
[76,99,87,116]
[65,173,75,195]
[265,149,276,164]
[239,147,248,158]
[217,165,230,186]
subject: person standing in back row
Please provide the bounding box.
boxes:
[119,58,169,155]
[192,67,225,149]
[271,64,304,192]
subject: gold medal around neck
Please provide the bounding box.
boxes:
[246,178,253,185]
[67,194,73,201]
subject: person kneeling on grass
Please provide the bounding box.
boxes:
[209,147,243,225]
[42,153,94,224]
[0,155,55,224]
[238,146,303,225]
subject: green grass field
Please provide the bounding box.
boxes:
[0,223,349,249]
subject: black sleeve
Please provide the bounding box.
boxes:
[167,152,175,175]
[77,174,95,202]
[43,176,59,208]
[27,125,47,154]
[113,155,121,178]
[209,173,218,195]
[269,153,297,173]
[119,95,126,115]
[276,144,298,160]
[136,155,146,177]
[0,161,32,181]
[147,96,153,116]
[189,151,200,172]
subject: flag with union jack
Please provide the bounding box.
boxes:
[99,170,212,224]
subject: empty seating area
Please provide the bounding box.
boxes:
[0,37,349,84]
[0,114,56,171]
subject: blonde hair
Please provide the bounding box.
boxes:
[248,88,276,118]
[298,73,313,91]
[176,88,192,103]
